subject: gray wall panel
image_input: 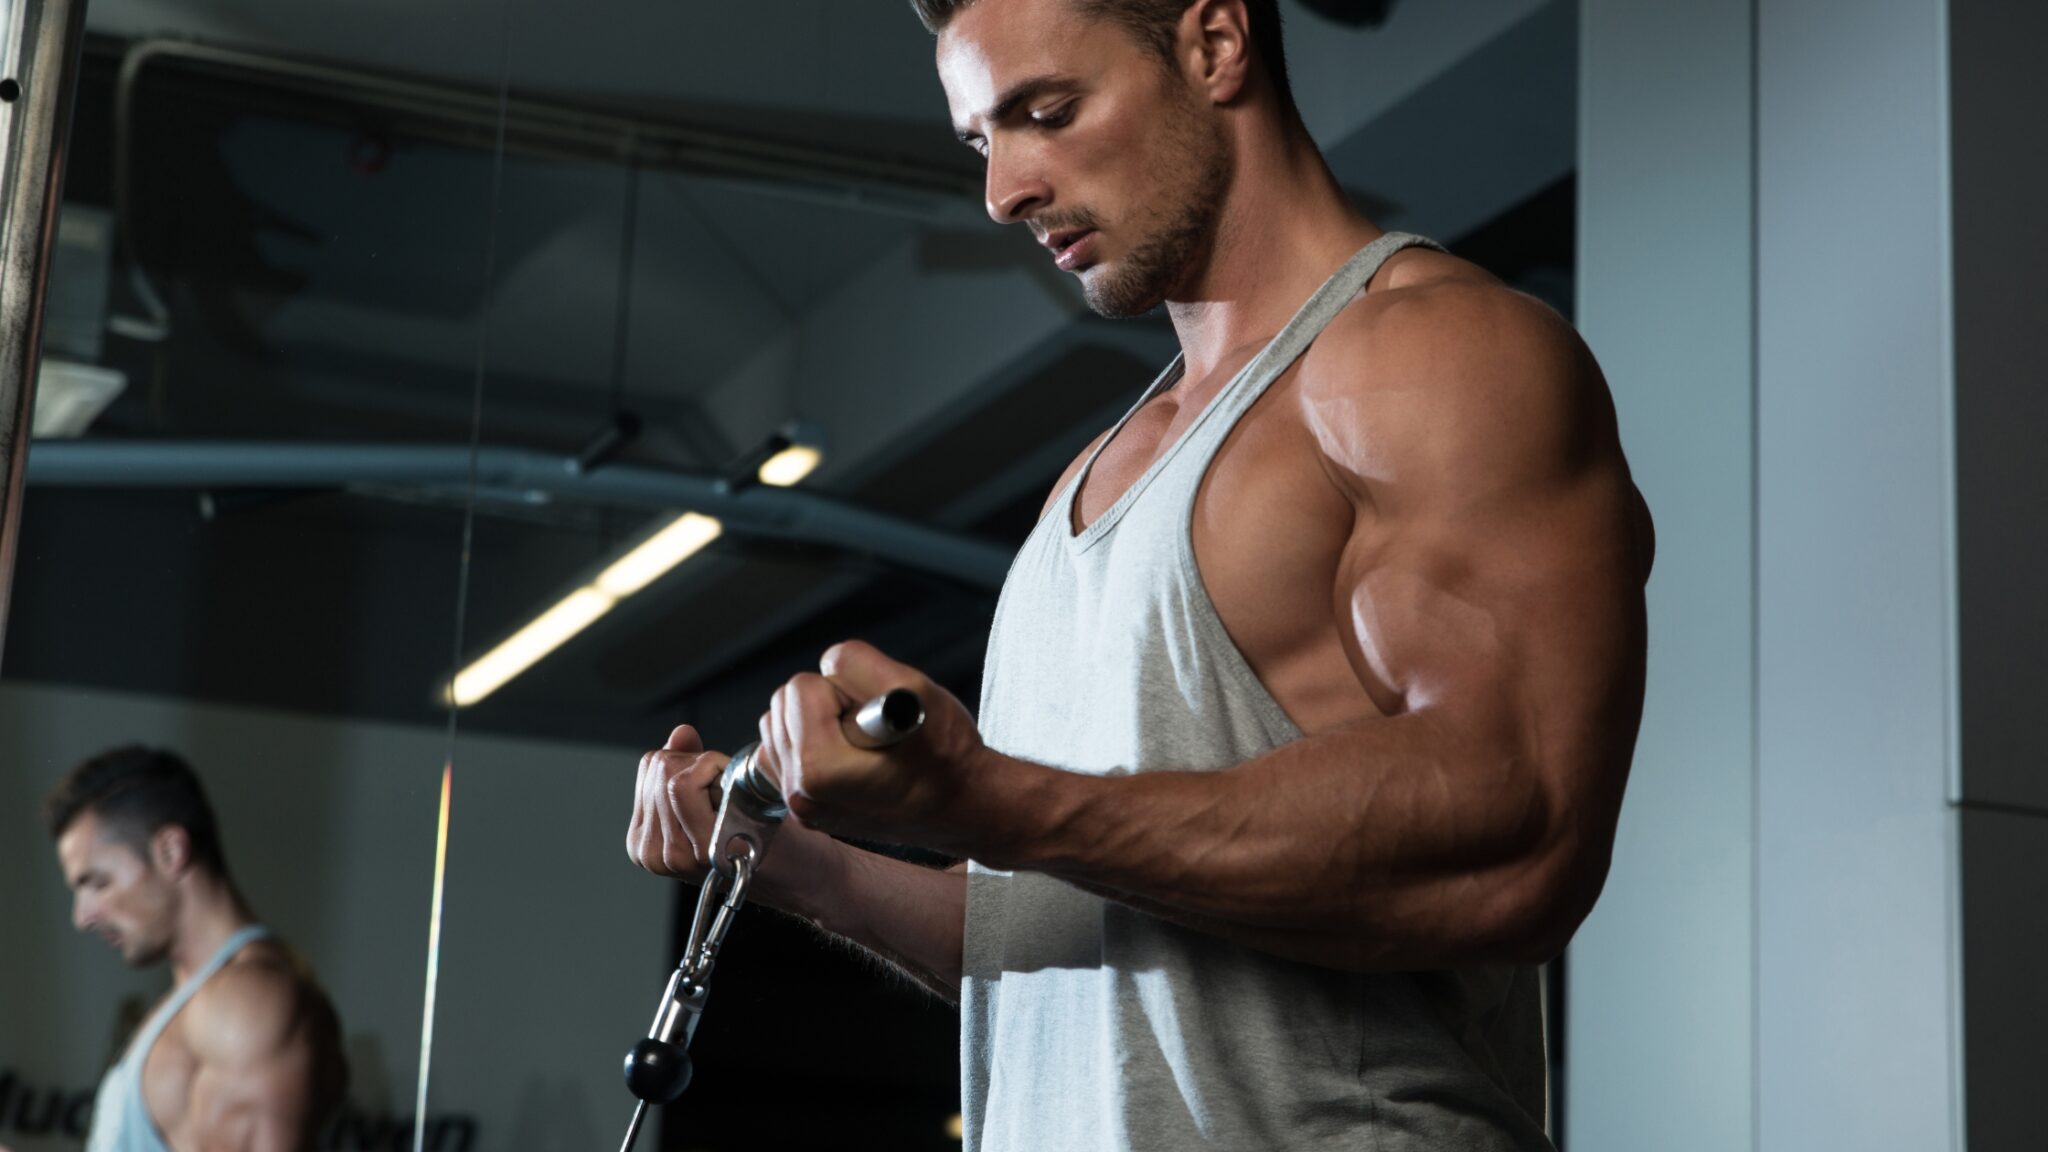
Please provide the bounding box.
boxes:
[1756,0,1961,1148]
[1960,806,2048,1150]
[1570,2,1754,1148]
[1950,0,2048,815]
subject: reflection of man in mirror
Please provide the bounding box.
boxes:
[632,0,1650,1149]
[45,747,347,1152]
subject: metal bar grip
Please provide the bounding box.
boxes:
[845,686,928,749]
[720,687,925,820]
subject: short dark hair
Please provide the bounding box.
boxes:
[44,746,227,874]
[910,0,1294,115]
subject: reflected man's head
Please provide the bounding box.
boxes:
[45,746,228,967]
[921,0,1298,317]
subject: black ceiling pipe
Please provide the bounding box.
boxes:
[24,440,1016,590]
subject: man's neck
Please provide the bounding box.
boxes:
[166,875,255,985]
[1165,133,1384,385]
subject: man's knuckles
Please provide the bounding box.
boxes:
[787,670,833,700]
[820,639,891,679]
[783,790,827,827]
[648,748,722,786]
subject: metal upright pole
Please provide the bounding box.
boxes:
[0,0,90,664]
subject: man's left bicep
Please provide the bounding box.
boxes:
[1340,438,1649,819]
[1318,291,1647,952]
[191,1035,322,1152]
[1327,289,1645,727]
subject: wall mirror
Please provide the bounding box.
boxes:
[1,1,509,1149]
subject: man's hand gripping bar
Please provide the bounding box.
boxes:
[617,689,926,1152]
[709,687,927,875]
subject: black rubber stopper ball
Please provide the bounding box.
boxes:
[623,1038,693,1102]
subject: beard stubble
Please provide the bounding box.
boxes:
[1081,100,1233,319]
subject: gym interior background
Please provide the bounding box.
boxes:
[0,1,2040,1150]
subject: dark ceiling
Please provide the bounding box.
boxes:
[9,2,1578,757]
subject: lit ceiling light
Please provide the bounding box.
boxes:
[447,587,616,708]
[594,512,723,597]
[447,512,723,707]
[756,442,823,488]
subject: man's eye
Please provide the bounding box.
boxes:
[1034,104,1075,128]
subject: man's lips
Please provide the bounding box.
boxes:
[1043,228,1098,271]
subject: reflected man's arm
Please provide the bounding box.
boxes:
[184,963,342,1152]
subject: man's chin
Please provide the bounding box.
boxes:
[1076,254,1175,318]
[1082,277,1167,319]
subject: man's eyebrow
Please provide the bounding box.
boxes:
[954,74,1076,142]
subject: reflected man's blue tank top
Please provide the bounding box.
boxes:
[86,925,272,1152]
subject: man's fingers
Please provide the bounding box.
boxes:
[675,766,708,865]
[629,746,725,878]
[663,724,703,754]
[819,639,920,705]
[641,749,681,873]
[665,751,727,873]
[785,672,849,756]
[627,749,659,864]
[758,702,785,793]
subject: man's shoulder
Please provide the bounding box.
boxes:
[1305,247,1584,400]
[1295,246,1606,488]
[181,942,332,1064]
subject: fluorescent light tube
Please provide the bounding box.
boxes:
[448,587,616,707]
[756,443,823,488]
[593,512,723,597]
[446,512,724,707]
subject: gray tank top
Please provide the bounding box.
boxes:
[86,925,273,1152]
[964,233,1552,1151]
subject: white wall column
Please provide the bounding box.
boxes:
[1577,0,1983,1148]
[1570,3,1756,1149]
[1754,0,1960,1147]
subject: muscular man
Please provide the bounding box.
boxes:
[46,747,345,1152]
[629,1,1652,1147]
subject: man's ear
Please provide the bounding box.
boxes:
[1186,0,1255,105]
[150,824,194,878]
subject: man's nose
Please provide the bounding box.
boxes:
[984,146,1050,225]
[73,895,96,932]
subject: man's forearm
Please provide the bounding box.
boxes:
[961,712,1608,972]
[784,840,966,1002]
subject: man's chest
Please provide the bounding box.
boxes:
[1070,379,1381,730]
[139,1015,200,1147]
